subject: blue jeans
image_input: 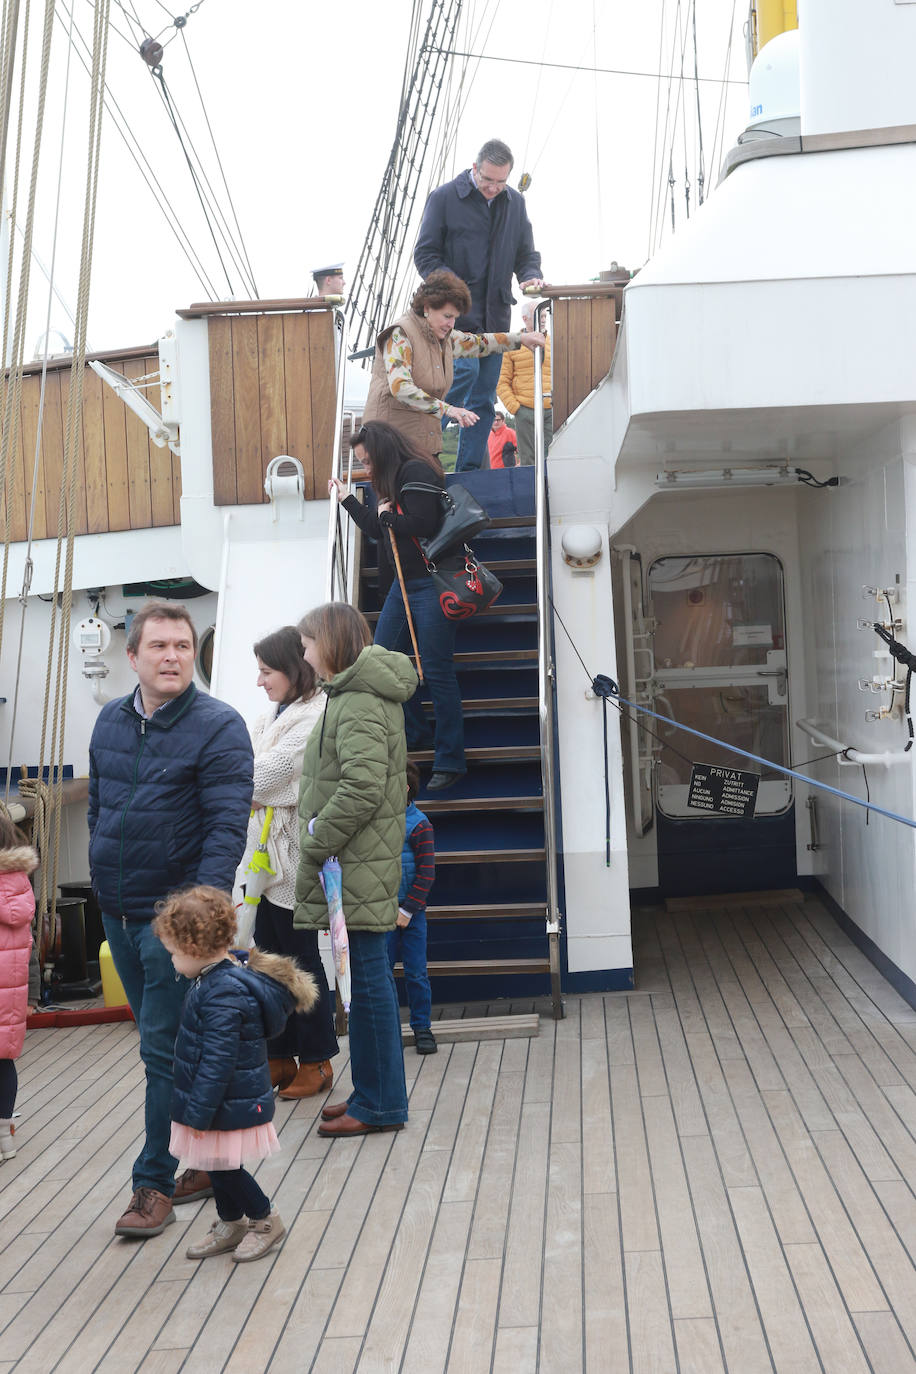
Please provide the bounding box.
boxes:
[345,930,408,1126]
[375,576,465,774]
[387,910,432,1031]
[254,895,338,1062]
[444,353,503,471]
[103,915,188,1196]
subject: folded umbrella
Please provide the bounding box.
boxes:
[319,856,351,1013]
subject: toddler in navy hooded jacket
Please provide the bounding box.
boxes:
[152,886,317,1263]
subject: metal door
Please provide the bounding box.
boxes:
[646,553,796,893]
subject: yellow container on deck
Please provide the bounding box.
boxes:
[99,941,129,1008]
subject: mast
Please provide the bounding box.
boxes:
[346,0,463,358]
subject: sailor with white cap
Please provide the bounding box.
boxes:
[312,263,346,299]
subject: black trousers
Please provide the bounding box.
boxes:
[210,1167,270,1222]
[254,895,339,1062]
[0,1059,16,1117]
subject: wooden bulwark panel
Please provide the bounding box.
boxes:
[551,294,618,429]
[208,306,337,506]
[3,349,179,540]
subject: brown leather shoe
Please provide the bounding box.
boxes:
[173,1168,213,1203]
[115,1187,175,1237]
[321,1100,350,1121]
[278,1059,334,1100]
[269,1057,297,1090]
[317,1112,404,1138]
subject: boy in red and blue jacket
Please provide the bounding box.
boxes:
[388,762,437,1054]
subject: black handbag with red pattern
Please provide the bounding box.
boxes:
[423,546,503,620]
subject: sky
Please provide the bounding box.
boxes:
[14,0,752,356]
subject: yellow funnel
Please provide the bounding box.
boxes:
[752,1,798,57]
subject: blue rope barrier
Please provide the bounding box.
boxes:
[592,675,916,832]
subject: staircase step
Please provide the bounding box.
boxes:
[422,696,537,713]
[426,902,546,921]
[362,557,535,582]
[401,1013,540,1045]
[421,795,543,815]
[365,603,536,624]
[410,744,540,763]
[395,957,549,977]
[453,649,537,664]
[435,848,546,865]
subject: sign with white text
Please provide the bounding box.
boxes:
[687,762,760,818]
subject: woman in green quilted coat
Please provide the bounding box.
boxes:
[294,603,417,1137]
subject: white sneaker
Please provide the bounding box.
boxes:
[0,1120,16,1160]
[186,1217,248,1259]
[231,1210,286,1262]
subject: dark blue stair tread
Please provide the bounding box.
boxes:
[430,868,548,904]
[416,762,542,802]
[445,465,536,518]
[452,665,538,694]
[432,812,544,846]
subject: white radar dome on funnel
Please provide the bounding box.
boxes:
[746,28,800,140]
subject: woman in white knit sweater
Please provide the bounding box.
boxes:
[239,626,338,1097]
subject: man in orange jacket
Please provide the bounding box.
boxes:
[497,301,552,464]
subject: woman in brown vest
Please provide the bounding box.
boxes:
[362,270,544,463]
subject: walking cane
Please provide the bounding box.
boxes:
[388,527,423,682]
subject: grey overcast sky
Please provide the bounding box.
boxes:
[18,0,750,354]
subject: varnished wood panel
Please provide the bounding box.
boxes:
[122,357,153,530]
[283,312,315,494]
[230,314,263,506]
[80,364,110,534]
[2,350,179,540]
[551,293,619,428]
[208,307,338,506]
[59,367,89,537]
[307,310,336,501]
[208,316,237,505]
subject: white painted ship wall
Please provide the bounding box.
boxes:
[796,418,916,986]
[545,451,634,983]
[166,318,333,727]
[544,0,916,991]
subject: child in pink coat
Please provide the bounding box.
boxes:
[0,812,38,1161]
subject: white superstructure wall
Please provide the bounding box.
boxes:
[800,0,916,137]
[796,416,916,989]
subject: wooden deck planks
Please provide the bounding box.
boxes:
[10,896,916,1368]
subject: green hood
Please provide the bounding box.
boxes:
[324,644,417,704]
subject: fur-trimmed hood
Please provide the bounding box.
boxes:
[244,946,318,1014]
[0,845,38,875]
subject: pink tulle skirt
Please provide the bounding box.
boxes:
[170,1121,280,1171]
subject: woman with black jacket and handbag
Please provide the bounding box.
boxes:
[329,420,463,792]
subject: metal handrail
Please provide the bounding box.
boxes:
[325,309,351,602]
[532,314,564,1020]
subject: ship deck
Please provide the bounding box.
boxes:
[4,892,916,1372]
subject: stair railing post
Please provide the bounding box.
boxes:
[325,308,351,602]
[532,311,564,1020]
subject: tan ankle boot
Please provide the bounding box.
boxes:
[269,1057,297,1090]
[278,1059,333,1099]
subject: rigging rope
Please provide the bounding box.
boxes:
[3,0,76,809]
[692,0,705,204]
[56,0,219,297]
[36,0,112,928]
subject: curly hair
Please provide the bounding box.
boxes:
[410,269,471,318]
[152,885,238,957]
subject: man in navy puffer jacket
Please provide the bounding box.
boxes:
[414,137,544,472]
[88,601,253,1239]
